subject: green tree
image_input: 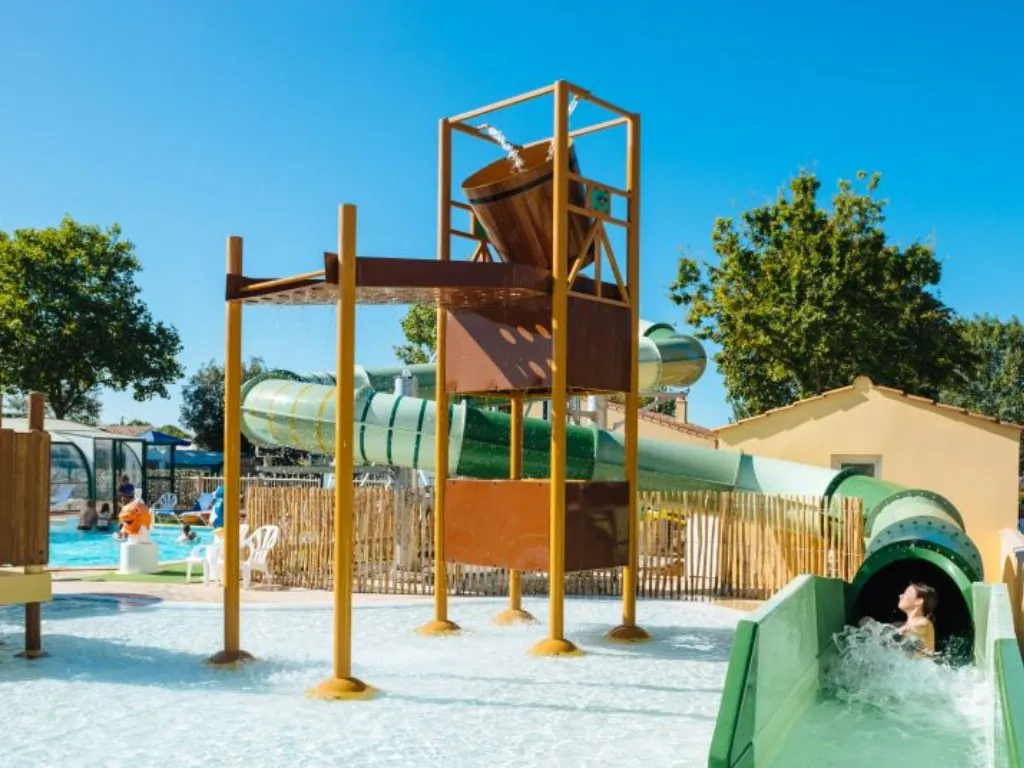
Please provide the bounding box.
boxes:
[393,304,436,364]
[941,314,1024,473]
[179,357,266,452]
[669,170,971,419]
[157,424,192,441]
[0,216,183,419]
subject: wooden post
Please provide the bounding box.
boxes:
[418,118,460,637]
[207,236,254,667]
[530,81,581,657]
[494,394,536,625]
[22,393,45,658]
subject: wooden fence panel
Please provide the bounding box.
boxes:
[0,429,50,566]
[246,487,864,600]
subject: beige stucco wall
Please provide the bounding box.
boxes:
[716,377,1021,583]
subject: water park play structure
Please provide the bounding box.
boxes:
[0,393,52,659]
[213,81,1024,761]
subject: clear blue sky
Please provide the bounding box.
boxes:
[2,1,1021,430]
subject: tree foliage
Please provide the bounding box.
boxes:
[393,304,437,364]
[940,314,1024,473]
[669,170,972,419]
[157,424,192,441]
[179,357,266,452]
[0,216,184,420]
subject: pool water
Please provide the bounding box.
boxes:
[48,519,212,568]
[0,596,741,767]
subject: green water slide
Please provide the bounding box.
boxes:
[708,465,1024,766]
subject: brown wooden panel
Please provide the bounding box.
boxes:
[233,258,555,308]
[445,294,630,395]
[0,428,14,565]
[444,479,629,572]
[0,430,50,567]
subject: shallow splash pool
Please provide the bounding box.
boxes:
[48,518,210,568]
[0,596,742,767]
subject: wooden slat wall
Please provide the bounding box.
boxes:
[247,487,865,599]
[0,428,51,566]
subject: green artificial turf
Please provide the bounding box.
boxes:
[80,562,196,584]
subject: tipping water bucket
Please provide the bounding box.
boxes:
[462,141,595,273]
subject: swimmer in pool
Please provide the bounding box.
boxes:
[858,581,937,659]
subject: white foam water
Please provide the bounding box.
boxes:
[771,622,993,767]
[475,94,581,174]
[477,124,525,172]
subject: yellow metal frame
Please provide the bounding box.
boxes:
[309,204,375,699]
[208,236,254,668]
[493,393,536,626]
[433,80,647,652]
[216,208,376,697]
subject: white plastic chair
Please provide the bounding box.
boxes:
[49,484,75,511]
[184,524,249,585]
[152,492,179,524]
[241,525,280,588]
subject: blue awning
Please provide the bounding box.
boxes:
[138,430,191,446]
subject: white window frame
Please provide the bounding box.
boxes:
[831,454,883,479]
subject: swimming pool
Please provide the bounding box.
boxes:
[48,519,211,568]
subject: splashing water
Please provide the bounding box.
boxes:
[475,95,581,174]
[477,124,524,172]
[771,622,992,767]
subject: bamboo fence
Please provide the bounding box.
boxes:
[172,474,322,509]
[247,487,864,600]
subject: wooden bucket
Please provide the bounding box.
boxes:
[461,141,595,272]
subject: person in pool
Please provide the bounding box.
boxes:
[859,582,938,659]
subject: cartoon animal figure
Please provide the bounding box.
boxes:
[118,499,153,541]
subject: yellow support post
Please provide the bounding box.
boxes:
[309,204,375,700]
[607,113,650,643]
[494,394,536,626]
[208,235,254,667]
[530,80,581,657]
[418,118,460,637]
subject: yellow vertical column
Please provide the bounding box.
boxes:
[607,113,650,643]
[310,204,375,700]
[208,235,254,666]
[494,394,536,626]
[530,81,580,657]
[418,118,460,636]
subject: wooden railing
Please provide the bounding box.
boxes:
[247,487,864,600]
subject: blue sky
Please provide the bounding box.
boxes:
[1,1,1021,430]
